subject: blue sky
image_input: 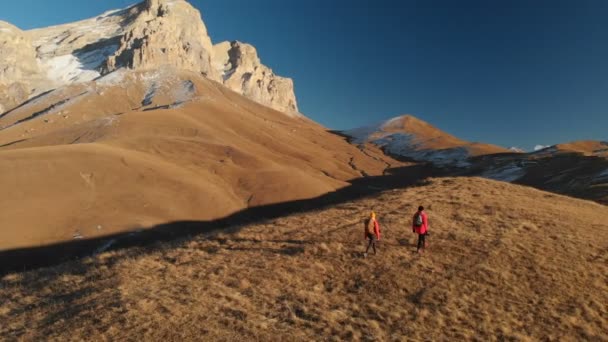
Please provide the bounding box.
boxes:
[1,0,607,150]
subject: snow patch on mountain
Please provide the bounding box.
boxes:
[342,121,389,144]
[172,80,196,104]
[343,118,472,167]
[596,169,608,180]
[531,146,558,157]
[42,44,118,85]
[142,82,159,107]
[96,69,127,86]
[534,145,550,151]
[481,164,525,182]
[375,134,472,167]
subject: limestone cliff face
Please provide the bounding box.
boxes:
[0,0,299,116]
[0,21,40,112]
[104,0,220,81]
[213,41,299,116]
[0,22,40,83]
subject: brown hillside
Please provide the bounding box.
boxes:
[1,177,606,340]
[554,140,608,158]
[0,69,404,250]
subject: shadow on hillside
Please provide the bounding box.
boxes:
[0,163,447,275]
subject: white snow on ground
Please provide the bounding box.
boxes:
[342,121,472,167]
[534,144,550,151]
[43,54,98,84]
[481,164,526,182]
[595,169,608,181]
[341,118,401,144]
[77,45,118,70]
[139,70,164,83]
[342,123,387,144]
[96,69,127,86]
[171,80,196,104]
[132,69,198,108]
[142,82,159,106]
[530,146,558,157]
[42,44,118,85]
[382,116,406,127]
[30,5,126,46]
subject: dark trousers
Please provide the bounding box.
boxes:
[365,233,377,254]
[417,233,426,250]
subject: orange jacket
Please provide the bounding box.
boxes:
[364,218,381,240]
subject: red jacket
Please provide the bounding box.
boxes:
[412,211,429,234]
[364,218,381,240]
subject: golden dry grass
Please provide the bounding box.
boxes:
[2,177,607,341]
[556,141,608,158]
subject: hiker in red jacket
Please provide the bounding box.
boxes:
[364,211,381,257]
[412,206,429,254]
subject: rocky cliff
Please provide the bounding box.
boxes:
[0,21,41,113]
[213,41,299,116]
[103,0,219,81]
[0,0,299,115]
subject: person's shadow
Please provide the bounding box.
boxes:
[396,238,412,246]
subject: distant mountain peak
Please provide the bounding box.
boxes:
[509,147,525,153]
[342,114,509,167]
[0,0,299,116]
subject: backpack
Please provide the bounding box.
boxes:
[365,218,376,234]
[413,212,423,227]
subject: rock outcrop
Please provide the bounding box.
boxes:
[0,22,40,83]
[103,0,220,81]
[213,41,299,115]
[0,21,41,112]
[0,0,299,116]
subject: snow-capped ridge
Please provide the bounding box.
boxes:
[0,0,300,116]
[342,114,508,167]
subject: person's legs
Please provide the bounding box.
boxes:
[417,233,425,252]
[365,234,377,256]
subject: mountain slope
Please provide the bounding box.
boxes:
[470,140,608,204]
[0,0,396,251]
[534,140,608,158]
[0,68,403,250]
[343,115,608,204]
[343,115,510,167]
[1,177,606,340]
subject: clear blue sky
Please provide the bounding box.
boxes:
[2,0,607,150]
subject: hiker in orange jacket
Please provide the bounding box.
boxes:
[412,206,429,254]
[364,211,381,257]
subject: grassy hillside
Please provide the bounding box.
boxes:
[1,177,606,340]
[0,69,401,250]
